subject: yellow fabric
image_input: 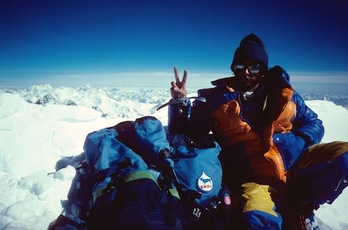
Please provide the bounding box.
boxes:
[93,170,181,202]
[168,188,180,199]
[93,170,156,202]
[241,182,278,217]
[123,170,155,183]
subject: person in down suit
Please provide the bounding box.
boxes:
[167,33,348,229]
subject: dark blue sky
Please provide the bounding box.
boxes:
[1,0,348,87]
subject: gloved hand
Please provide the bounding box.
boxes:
[158,148,175,170]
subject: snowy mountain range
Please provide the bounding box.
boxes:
[296,87,348,109]
[2,84,347,117]
[0,84,173,119]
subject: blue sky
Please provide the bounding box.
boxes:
[1,0,348,87]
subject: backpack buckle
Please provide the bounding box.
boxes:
[192,207,202,221]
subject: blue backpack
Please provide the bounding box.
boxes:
[49,116,229,230]
[115,116,229,229]
[85,121,182,229]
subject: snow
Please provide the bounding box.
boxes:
[0,86,347,229]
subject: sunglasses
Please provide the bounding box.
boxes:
[233,64,261,75]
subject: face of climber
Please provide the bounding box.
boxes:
[232,61,264,91]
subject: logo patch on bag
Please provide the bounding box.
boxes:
[197,172,213,192]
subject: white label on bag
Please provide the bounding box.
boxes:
[197,171,213,192]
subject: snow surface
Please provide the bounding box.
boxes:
[0,85,347,229]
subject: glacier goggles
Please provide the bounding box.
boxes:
[232,63,261,75]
